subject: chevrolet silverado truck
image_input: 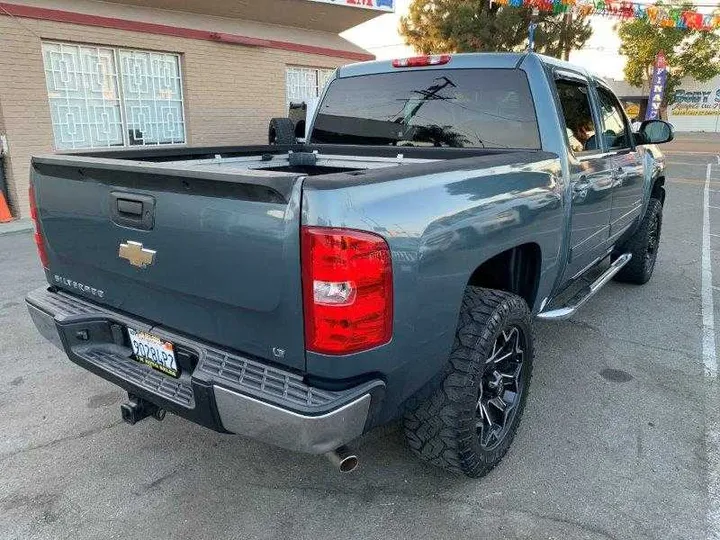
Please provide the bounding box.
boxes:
[26,53,673,477]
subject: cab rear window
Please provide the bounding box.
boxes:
[310,69,540,149]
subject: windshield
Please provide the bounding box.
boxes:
[310,68,540,149]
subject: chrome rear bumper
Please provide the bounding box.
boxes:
[26,286,383,454]
[214,387,371,454]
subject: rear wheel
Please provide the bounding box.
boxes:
[403,287,534,478]
[613,198,663,284]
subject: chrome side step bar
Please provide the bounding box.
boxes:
[537,253,632,320]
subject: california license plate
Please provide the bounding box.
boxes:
[128,328,178,377]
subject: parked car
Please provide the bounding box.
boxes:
[26,53,672,477]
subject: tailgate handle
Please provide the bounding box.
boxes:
[117,199,143,216]
[110,192,155,230]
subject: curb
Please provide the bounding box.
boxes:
[0,218,33,236]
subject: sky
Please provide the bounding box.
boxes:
[342,0,629,81]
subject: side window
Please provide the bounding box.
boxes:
[555,80,598,154]
[596,87,631,150]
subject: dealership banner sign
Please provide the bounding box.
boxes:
[308,0,395,12]
[645,52,668,121]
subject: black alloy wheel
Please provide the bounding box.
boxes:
[645,208,661,268]
[476,325,527,450]
[404,287,534,478]
[614,197,663,284]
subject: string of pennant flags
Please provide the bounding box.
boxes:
[491,0,720,30]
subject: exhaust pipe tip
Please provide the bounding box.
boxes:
[326,445,358,473]
[338,454,358,473]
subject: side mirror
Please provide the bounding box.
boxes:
[638,119,674,145]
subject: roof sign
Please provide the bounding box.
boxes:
[308,0,395,12]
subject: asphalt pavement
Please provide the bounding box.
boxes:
[1,138,720,540]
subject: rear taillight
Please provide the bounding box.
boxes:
[28,185,49,269]
[301,227,393,355]
[392,55,451,68]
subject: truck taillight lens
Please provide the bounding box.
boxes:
[28,185,49,269]
[301,227,393,355]
[392,55,451,68]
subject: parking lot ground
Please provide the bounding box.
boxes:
[1,141,720,540]
[665,132,720,155]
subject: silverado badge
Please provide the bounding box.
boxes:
[119,241,156,268]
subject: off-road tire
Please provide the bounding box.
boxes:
[268,117,296,145]
[403,287,534,478]
[613,198,663,285]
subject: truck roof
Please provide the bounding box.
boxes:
[337,52,601,82]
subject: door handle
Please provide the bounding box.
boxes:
[110,192,155,230]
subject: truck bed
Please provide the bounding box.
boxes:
[31,143,553,375]
[150,150,438,176]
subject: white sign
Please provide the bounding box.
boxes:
[668,74,720,132]
[307,0,395,12]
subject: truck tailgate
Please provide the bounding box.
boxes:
[31,156,306,372]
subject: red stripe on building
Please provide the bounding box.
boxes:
[0,2,374,61]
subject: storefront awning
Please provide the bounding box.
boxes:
[103,0,393,33]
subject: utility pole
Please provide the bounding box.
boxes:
[562,11,573,60]
[528,7,539,51]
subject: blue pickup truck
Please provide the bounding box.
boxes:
[26,53,672,477]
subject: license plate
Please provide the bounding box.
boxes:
[128,328,178,377]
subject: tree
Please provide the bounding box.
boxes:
[399,0,592,59]
[618,9,720,109]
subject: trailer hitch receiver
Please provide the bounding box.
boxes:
[120,394,166,425]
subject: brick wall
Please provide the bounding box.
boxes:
[0,14,349,217]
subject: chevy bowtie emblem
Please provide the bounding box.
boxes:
[119,241,156,268]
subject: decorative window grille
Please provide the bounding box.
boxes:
[286,67,335,105]
[42,42,186,150]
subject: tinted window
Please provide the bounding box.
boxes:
[555,80,598,154]
[596,87,631,150]
[311,69,540,149]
